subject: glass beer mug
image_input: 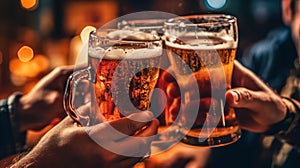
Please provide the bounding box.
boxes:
[64,28,162,127]
[164,14,241,147]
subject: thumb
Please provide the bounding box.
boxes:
[226,87,262,111]
[226,87,285,118]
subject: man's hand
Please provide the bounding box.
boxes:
[226,61,287,133]
[12,111,159,168]
[17,65,75,131]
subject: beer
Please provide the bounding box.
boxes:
[165,34,241,146]
[89,43,161,122]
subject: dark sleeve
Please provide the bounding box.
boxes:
[277,98,300,150]
[238,40,270,75]
[264,98,300,150]
[0,93,26,159]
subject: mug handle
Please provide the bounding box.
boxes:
[63,68,93,125]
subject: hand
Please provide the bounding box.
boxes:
[144,142,210,168]
[17,65,75,131]
[158,61,288,133]
[226,61,287,133]
[155,68,180,125]
[11,111,159,168]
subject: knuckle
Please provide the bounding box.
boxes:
[237,88,253,101]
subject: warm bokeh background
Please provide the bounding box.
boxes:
[0,0,283,98]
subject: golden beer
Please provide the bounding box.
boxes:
[89,46,161,121]
[164,15,241,146]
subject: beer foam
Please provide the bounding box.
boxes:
[165,36,237,50]
[88,46,106,58]
[103,47,162,60]
[107,29,160,41]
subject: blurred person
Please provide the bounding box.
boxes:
[0,66,75,159]
[236,0,300,167]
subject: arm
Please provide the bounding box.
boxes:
[11,111,159,168]
[0,65,75,159]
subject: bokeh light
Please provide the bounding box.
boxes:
[9,53,49,86]
[205,0,227,9]
[34,54,50,72]
[18,46,34,62]
[20,0,38,10]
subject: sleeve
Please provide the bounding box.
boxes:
[0,93,26,159]
[264,97,300,150]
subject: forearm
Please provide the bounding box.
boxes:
[10,150,40,168]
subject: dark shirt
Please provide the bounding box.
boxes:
[240,27,297,92]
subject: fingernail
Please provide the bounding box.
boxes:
[231,91,240,102]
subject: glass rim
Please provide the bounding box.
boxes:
[119,18,167,26]
[165,14,237,26]
[89,28,161,45]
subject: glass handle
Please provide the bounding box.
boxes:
[63,68,91,125]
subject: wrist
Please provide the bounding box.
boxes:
[264,97,297,136]
[2,93,27,157]
[16,95,32,132]
[8,93,27,143]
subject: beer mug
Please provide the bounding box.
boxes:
[64,28,163,126]
[164,15,241,147]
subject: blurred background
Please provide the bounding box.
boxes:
[0,0,283,98]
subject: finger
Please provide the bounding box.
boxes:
[117,136,152,157]
[226,88,260,110]
[168,97,181,122]
[166,82,180,98]
[103,133,153,158]
[110,111,154,134]
[135,119,160,137]
[87,111,154,140]
[226,88,285,117]
[53,116,74,129]
[51,64,86,90]
[30,65,75,92]
[99,120,159,158]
